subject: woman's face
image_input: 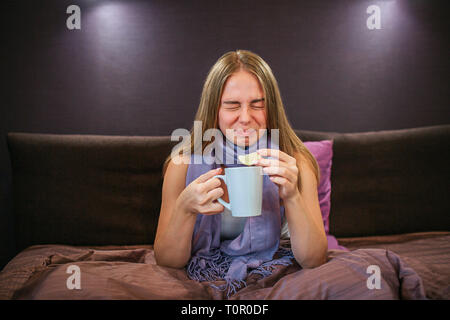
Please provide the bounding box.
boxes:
[218,70,267,147]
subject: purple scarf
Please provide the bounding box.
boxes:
[185,132,295,297]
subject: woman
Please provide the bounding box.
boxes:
[154,50,327,294]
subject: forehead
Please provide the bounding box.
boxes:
[221,70,264,99]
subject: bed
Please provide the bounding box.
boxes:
[1,125,449,300]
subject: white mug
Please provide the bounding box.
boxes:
[214,166,263,217]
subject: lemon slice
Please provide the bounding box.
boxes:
[238,152,261,166]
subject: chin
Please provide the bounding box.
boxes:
[235,135,258,147]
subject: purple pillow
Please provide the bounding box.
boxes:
[303,140,347,251]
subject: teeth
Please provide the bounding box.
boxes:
[236,129,254,134]
[238,152,261,166]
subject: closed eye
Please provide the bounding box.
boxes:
[250,98,265,109]
[222,98,265,110]
[223,105,240,110]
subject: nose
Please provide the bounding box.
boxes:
[238,105,251,123]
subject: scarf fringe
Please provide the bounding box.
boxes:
[187,247,295,298]
[210,278,247,298]
[187,248,232,282]
[249,254,294,278]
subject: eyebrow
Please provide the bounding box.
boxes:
[222,98,265,104]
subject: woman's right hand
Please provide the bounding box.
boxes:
[177,167,225,216]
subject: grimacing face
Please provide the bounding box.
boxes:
[218,70,267,147]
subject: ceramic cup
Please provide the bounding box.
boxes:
[213,166,263,217]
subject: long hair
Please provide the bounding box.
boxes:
[163,50,320,192]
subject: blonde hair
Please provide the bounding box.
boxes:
[163,50,320,193]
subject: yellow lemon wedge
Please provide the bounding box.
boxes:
[238,152,261,166]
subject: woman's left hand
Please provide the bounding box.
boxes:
[256,149,300,201]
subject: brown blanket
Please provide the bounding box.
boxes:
[1,232,448,300]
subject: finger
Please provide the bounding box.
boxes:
[263,166,296,183]
[257,157,285,167]
[205,187,224,203]
[257,149,296,165]
[201,202,225,215]
[196,167,222,183]
[202,177,222,192]
[269,175,289,186]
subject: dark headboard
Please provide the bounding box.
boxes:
[7,125,450,251]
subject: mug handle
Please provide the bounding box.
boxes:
[213,175,231,210]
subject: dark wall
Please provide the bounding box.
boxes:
[1,0,449,268]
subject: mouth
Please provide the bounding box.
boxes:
[234,128,256,137]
